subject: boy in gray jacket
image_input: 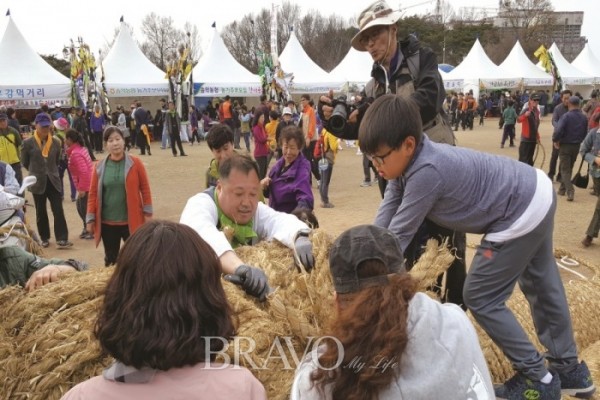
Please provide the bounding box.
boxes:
[358,94,595,400]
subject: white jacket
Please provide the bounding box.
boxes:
[180,191,309,257]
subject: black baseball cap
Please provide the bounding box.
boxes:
[531,94,540,101]
[329,225,405,294]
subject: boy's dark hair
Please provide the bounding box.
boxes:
[206,123,234,150]
[301,94,310,101]
[219,153,259,181]
[280,125,305,149]
[269,110,280,120]
[358,94,423,155]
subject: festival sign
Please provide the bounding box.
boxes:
[194,83,263,97]
[107,85,170,97]
[480,78,522,89]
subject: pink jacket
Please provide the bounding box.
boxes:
[252,124,270,158]
[66,143,92,192]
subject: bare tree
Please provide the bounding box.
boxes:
[223,1,354,73]
[496,0,555,61]
[183,22,203,63]
[140,13,183,71]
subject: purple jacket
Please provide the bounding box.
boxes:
[266,154,313,213]
[89,113,105,133]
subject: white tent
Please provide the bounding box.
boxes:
[500,41,553,87]
[572,43,600,84]
[438,69,464,92]
[329,47,373,88]
[97,21,169,98]
[192,28,262,97]
[544,43,594,86]
[279,31,343,93]
[0,17,70,108]
[446,39,521,97]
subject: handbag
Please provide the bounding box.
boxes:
[571,158,589,189]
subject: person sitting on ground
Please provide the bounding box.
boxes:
[0,160,20,195]
[291,225,494,400]
[205,123,236,188]
[0,245,88,291]
[61,220,266,400]
[181,154,314,301]
[261,126,313,214]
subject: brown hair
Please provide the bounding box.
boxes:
[95,220,235,370]
[311,260,417,400]
[280,125,305,149]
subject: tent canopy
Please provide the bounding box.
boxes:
[0,16,70,107]
[279,32,343,93]
[500,41,553,87]
[98,21,169,98]
[447,39,520,90]
[329,47,373,86]
[572,43,600,83]
[543,43,594,86]
[192,28,262,97]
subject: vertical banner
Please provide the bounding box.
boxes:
[270,3,278,66]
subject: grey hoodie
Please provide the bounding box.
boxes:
[290,293,494,400]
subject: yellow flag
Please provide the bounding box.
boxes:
[534,45,551,73]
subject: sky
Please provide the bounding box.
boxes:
[1,0,598,64]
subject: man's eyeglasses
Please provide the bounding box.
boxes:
[366,148,394,166]
[359,26,387,47]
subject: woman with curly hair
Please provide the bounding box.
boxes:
[62,220,266,399]
[291,225,493,400]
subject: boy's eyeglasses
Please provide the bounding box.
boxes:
[366,148,394,166]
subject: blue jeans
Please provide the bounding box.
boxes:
[161,125,170,148]
[318,161,333,204]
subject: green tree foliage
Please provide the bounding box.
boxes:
[40,54,70,78]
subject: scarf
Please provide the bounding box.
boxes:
[33,131,53,158]
[94,111,101,118]
[214,189,257,248]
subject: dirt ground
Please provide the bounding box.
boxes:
[35,115,598,279]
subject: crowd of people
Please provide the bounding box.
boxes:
[1,1,599,399]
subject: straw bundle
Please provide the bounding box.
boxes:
[3,230,597,399]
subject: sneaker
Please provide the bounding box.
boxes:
[567,192,574,202]
[320,202,334,208]
[558,189,566,196]
[554,361,596,398]
[56,240,73,249]
[360,180,372,187]
[582,236,593,247]
[83,233,94,240]
[494,372,561,400]
[79,229,88,239]
[41,240,50,248]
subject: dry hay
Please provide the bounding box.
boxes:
[2,230,598,399]
[0,223,43,255]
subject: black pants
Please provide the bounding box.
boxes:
[83,132,96,160]
[518,141,537,166]
[501,124,515,146]
[10,162,22,185]
[170,133,185,155]
[190,128,201,144]
[362,154,377,182]
[137,129,151,155]
[32,182,69,242]
[101,223,130,266]
[92,131,103,152]
[256,156,268,180]
[75,193,88,230]
[558,143,580,195]
[548,145,561,179]
[303,142,321,182]
[404,219,467,309]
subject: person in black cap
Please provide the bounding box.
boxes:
[21,113,72,248]
[291,224,493,400]
[517,94,541,166]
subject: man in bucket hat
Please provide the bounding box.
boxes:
[319,0,466,309]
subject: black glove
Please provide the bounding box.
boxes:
[224,265,270,301]
[294,234,315,272]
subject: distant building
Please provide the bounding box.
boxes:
[493,6,585,61]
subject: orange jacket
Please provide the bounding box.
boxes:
[87,154,153,246]
[301,105,316,141]
[222,100,232,119]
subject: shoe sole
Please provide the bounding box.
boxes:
[562,385,596,398]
